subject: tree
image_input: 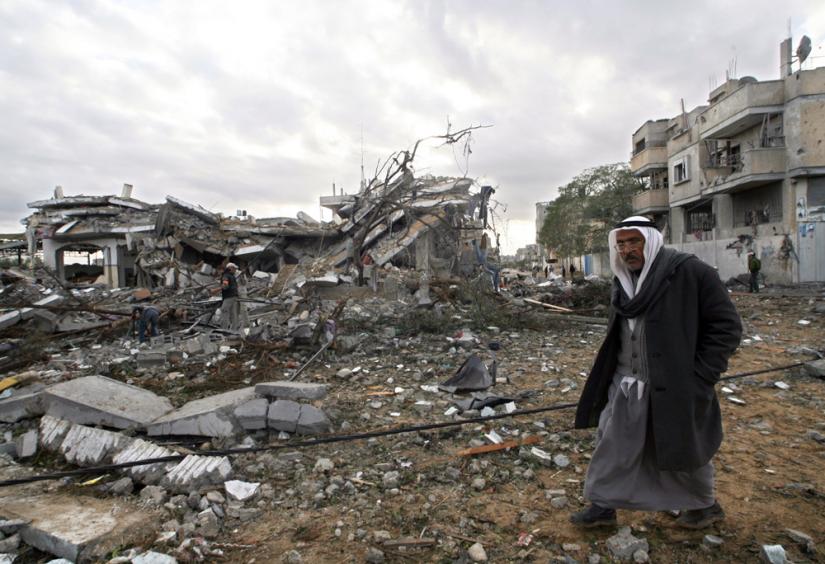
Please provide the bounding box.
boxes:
[539,163,642,256]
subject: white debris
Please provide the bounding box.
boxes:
[484,430,503,444]
[774,381,790,390]
[224,479,261,501]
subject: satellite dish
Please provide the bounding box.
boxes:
[797,35,812,64]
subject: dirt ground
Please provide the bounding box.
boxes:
[192,289,824,563]
[5,285,824,563]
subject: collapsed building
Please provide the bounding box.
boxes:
[21,174,499,292]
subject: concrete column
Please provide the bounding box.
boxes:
[670,207,686,247]
[103,244,120,288]
[415,231,432,272]
[713,194,734,238]
[42,239,65,280]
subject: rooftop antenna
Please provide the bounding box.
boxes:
[359,124,366,192]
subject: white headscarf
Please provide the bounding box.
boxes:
[609,216,664,398]
[608,216,664,300]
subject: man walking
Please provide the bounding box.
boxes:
[570,216,741,529]
[747,251,761,293]
[220,262,242,333]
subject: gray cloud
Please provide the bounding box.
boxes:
[0,0,823,250]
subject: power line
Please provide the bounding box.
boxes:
[0,360,814,488]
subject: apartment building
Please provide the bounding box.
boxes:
[630,37,825,283]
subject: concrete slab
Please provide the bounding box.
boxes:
[0,390,44,423]
[161,455,232,493]
[146,387,257,438]
[111,439,177,484]
[255,381,328,401]
[266,399,301,433]
[43,375,174,430]
[0,493,159,563]
[59,424,133,466]
[296,404,332,435]
[233,398,269,430]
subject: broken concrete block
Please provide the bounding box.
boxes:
[0,390,44,423]
[0,493,157,562]
[181,338,205,355]
[0,310,22,330]
[267,400,301,433]
[136,351,166,367]
[31,308,59,332]
[15,429,38,459]
[296,404,332,435]
[112,439,177,484]
[255,381,328,401]
[804,359,825,378]
[39,415,72,450]
[19,294,64,321]
[606,526,649,561]
[233,398,269,430]
[147,387,256,438]
[161,455,232,493]
[224,480,260,501]
[59,424,133,466]
[132,550,178,564]
[43,375,174,430]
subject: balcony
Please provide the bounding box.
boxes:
[632,189,669,214]
[700,81,785,139]
[630,146,668,176]
[703,147,787,195]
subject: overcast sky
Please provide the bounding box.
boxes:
[2,1,824,253]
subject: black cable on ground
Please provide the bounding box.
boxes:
[0,360,816,488]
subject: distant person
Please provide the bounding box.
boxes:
[747,251,761,293]
[561,265,566,278]
[219,262,242,333]
[132,305,160,344]
[569,264,577,278]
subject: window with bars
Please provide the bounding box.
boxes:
[732,182,783,227]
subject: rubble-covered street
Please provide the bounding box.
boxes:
[1,258,823,562]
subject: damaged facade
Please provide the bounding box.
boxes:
[629,36,825,283]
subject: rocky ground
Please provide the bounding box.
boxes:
[2,282,824,563]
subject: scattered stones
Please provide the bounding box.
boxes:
[313,458,335,473]
[132,551,178,564]
[468,542,488,562]
[140,485,168,505]
[109,477,135,495]
[471,478,486,491]
[785,529,815,553]
[550,496,568,509]
[804,359,825,378]
[606,527,649,561]
[703,534,723,549]
[553,453,570,468]
[365,547,385,563]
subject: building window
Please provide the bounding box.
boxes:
[673,156,691,184]
[634,139,646,155]
[732,182,783,227]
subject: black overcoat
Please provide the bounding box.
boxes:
[574,254,742,472]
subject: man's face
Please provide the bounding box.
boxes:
[615,229,646,271]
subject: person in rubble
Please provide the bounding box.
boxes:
[219,262,242,333]
[570,216,741,530]
[747,251,761,293]
[132,304,160,344]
